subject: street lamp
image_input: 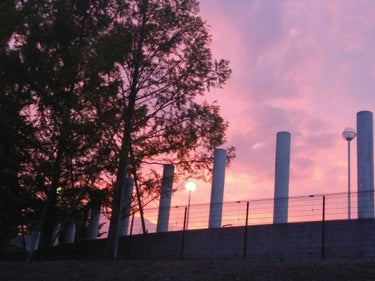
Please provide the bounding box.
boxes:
[185,181,196,230]
[342,127,357,220]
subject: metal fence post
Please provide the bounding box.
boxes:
[321,195,326,259]
[126,213,135,259]
[180,206,188,260]
[243,201,250,259]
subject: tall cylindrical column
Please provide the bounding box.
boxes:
[52,223,61,246]
[273,131,291,224]
[26,231,41,253]
[86,206,101,240]
[357,110,374,219]
[156,164,175,232]
[63,219,76,244]
[119,178,134,236]
[209,148,227,228]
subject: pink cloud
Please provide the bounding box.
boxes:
[171,0,375,207]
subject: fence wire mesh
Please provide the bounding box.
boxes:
[125,190,374,235]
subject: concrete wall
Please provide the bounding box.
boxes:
[119,219,375,260]
[324,219,375,259]
[50,219,375,260]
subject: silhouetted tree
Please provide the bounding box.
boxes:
[0,0,234,259]
[105,0,233,259]
[0,0,36,255]
[6,0,131,249]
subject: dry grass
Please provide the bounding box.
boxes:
[2,259,375,281]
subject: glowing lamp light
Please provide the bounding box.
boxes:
[185,181,196,230]
[185,181,196,192]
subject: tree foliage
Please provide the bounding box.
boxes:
[0,0,34,255]
[1,0,130,249]
[0,0,234,256]
[104,0,233,258]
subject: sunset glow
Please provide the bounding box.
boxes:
[170,0,375,206]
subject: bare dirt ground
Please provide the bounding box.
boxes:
[2,259,375,281]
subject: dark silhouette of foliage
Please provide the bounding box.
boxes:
[0,0,234,258]
[104,0,233,258]
[1,0,131,249]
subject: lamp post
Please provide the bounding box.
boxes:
[185,181,196,230]
[342,127,357,220]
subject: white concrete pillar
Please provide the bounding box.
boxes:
[26,231,41,253]
[357,110,374,219]
[119,178,134,236]
[86,207,101,240]
[63,219,76,244]
[273,131,291,224]
[52,223,61,245]
[209,148,227,228]
[156,164,175,232]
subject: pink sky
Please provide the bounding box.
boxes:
[168,0,375,207]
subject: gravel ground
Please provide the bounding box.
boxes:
[2,260,375,281]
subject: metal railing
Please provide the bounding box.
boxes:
[124,190,375,235]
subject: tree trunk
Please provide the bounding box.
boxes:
[106,0,149,259]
